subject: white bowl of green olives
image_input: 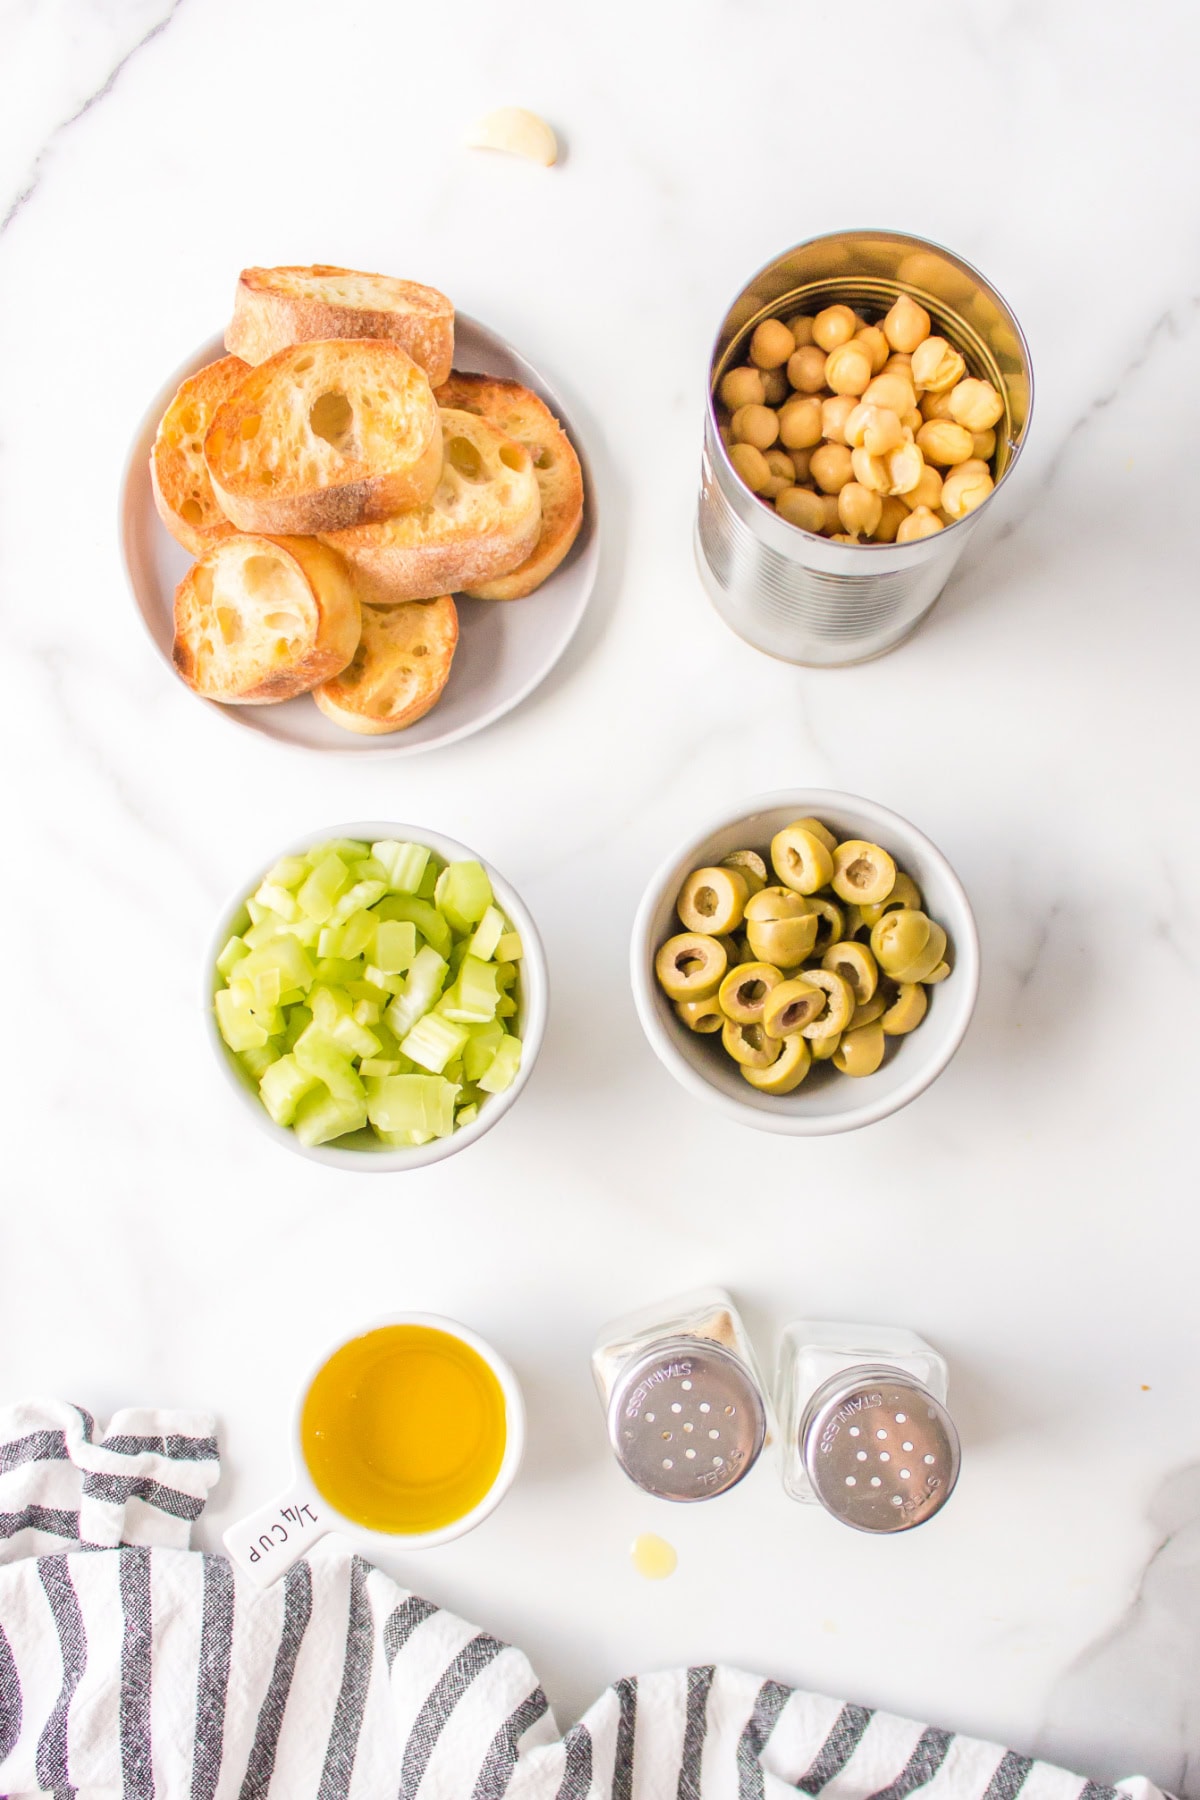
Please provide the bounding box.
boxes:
[630,791,978,1135]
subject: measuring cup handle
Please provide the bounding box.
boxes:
[223,1478,330,1589]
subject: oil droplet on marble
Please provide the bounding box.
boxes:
[631,1533,677,1579]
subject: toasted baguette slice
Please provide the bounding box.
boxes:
[227,266,454,385]
[204,339,442,536]
[173,535,360,704]
[321,409,541,605]
[314,597,458,734]
[150,355,249,556]
[434,372,584,600]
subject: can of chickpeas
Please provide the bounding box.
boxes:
[695,230,1033,667]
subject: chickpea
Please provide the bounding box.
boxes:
[902,408,924,434]
[750,318,796,370]
[915,419,975,466]
[854,324,889,373]
[910,336,966,394]
[818,493,842,533]
[762,449,796,498]
[729,442,773,493]
[810,442,854,494]
[972,427,997,461]
[886,441,924,495]
[883,352,914,377]
[872,496,910,542]
[844,403,903,455]
[730,403,779,450]
[778,394,823,449]
[863,370,916,416]
[760,365,789,406]
[896,505,944,542]
[838,482,882,537]
[920,389,956,422]
[948,377,1004,432]
[830,533,860,542]
[821,395,859,444]
[719,365,766,411]
[785,314,815,348]
[850,446,889,494]
[941,459,995,519]
[903,463,943,512]
[812,303,857,351]
[787,345,829,394]
[788,446,813,483]
[824,341,873,397]
[775,485,826,532]
[882,293,931,353]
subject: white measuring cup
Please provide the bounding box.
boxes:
[223,1312,525,1588]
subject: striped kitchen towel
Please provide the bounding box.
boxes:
[0,1401,1169,1800]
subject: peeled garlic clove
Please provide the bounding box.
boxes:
[468,107,558,166]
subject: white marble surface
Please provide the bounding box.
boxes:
[2,0,1199,1788]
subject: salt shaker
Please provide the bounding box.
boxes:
[592,1288,769,1502]
[776,1320,960,1532]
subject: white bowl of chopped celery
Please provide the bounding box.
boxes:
[207,825,547,1169]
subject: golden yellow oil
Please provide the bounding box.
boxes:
[300,1324,506,1534]
[630,1533,677,1579]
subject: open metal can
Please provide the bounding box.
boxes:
[695,230,1034,667]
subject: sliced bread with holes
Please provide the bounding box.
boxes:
[434,372,584,600]
[204,339,442,536]
[150,355,249,556]
[321,409,541,605]
[314,597,459,734]
[227,266,454,386]
[173,535,361,704]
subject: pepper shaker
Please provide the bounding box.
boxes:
[592,1288,770,1502]
[776,1320,960,1532]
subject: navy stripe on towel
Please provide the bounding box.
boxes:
[120,1546,155,1800]
[35,1556,87,1795]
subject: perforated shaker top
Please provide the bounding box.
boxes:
[607,1338,766,1501]
[801,1366,960,1532]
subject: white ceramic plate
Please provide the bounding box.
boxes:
[120,315,598,755]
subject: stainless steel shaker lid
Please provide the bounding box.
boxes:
[801,1366,960,1533]
[607,1337,766,1501]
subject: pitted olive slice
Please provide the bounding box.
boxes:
[675,996,724,1034]
[822,940,878,1005]
[860,871,922,928]
[718,961,784,1024]
[810,1030,841,1061]
[792,816,837,854]
[892,920,948,985]
[798,968,856,1040]
[744,887,818,968]
[808,896,844,954]
[721,1018,782,1069]
[741,1032,811,1094]
[677,866,749,935]
[831,839,897,906]
[721,849,768,897]
[654,932,727,1002]
[833,1020,886,1077]
[923,960,951,984]
[881,982,927,1035]
[770,825,835,896]
[870,908,932,976]
[849,991,886,1029]
[841,903,870,940]
[762,976,826,1038]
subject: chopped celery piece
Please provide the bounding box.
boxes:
[435,861,493,934]
[239,937,313,997]
[239,1043,276,1081]
[358,1057,402,1079]
[216,935,250,978]
[362,965,405,996]
[310,985,350,1028]
[227,978,283,1038]
[375,895,451,958]
[497,996,516,1018]
[297,853,350,922]
[375,919,417,975]
[215,988,268,1053]
[259,1054,319,1126]
[400,1012,469,1074]
[330,879,387,925]
[372,840,431,894]
[347,977,392,1006]
[338,908,376,961]
[247,963,281,1009]
[293,1026,365,1103]
[266,856,310,890]
[366,1073,459,1137]
[417,860,440,899]
[283,1005,311,1049]
[352,856,389,885]
[317,925,340,958]
[478,1034,522,1094]
[293,1087,368,1146]
[495,931,523,961]
[463,1019,506,1081]
[317,839,370,859]
[313,956,365,987]
[456,1104,479,1126]
[385,945,448,1038]
[354,999,381,1027]
[468,906,507,961]
[495,961,518,989]
[439,957,501,1024]
[254,880,299,921]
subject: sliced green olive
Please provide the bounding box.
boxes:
[798,968,856,1040]
[762,976,825,1038]
[831,840,897,906]
[721,1018,782,1069]
[675,996,724,1033]
[655,932,728,1002]
[770,825,835,896]
[718,961,784,1024]
[744,887,818,967]
[870,908,932,977]
[810,1031,841,1060]
[808,896,844,954]
[841,903,870,940]
[821,940,878,1005]
[721,849,768,897]
[833,1020,886,1076]
[881,982,927,1034]
[849,991,886,1029]
[892,920,948,984]
[791,816,837,854]
[741,1032,811,1094]
[923,960,951,984]
[860,871,922,928]
[677,866,748,935]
